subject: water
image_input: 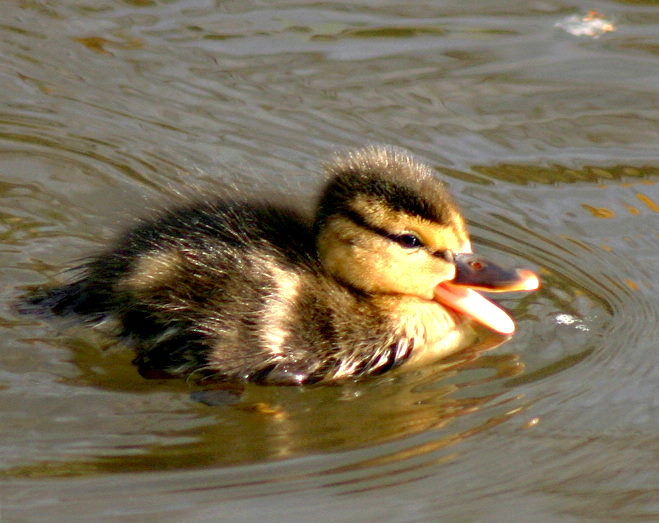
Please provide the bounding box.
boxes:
[1,0,658,521]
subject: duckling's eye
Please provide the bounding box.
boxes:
[389,233,424,249]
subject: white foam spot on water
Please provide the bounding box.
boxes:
[555,313,590,331]
[555,10,616,39]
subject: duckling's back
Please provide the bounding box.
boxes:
[25,199,393,383]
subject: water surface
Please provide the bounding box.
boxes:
[1,0,658,521]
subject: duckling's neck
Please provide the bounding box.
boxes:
[376,294,478,365]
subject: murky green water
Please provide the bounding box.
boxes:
[1,1,658,521]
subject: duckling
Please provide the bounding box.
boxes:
[24,146,539,385]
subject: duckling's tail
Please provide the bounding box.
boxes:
[17,281,107,321]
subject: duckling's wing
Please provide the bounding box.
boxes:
[20,200,322,380]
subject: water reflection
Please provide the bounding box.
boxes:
[2,331,525,477]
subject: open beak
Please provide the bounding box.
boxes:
[433,253,540,335]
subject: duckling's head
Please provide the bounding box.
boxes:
[315,146,539,334]
[315,146,468,299]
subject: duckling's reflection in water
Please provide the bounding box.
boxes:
[23,146,538,385]
[6,336,526,474]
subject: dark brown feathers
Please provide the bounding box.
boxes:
[315,146,459,232]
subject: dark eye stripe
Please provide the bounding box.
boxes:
[340,209,426,249]
[432,249,454,262]
[340,208,392,238]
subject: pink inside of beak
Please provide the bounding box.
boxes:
[433,283,517,335]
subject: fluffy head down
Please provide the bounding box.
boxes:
[315,146,471,299]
